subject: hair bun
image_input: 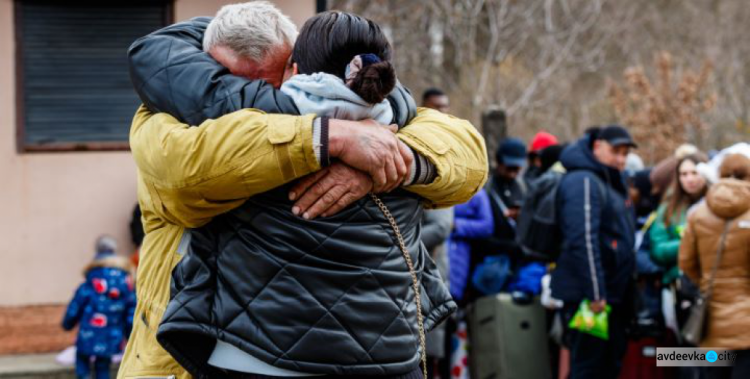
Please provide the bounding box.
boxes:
[349,61,396,104]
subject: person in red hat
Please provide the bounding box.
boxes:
[523,131,559,189]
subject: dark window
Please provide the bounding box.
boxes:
[15,1,171,152]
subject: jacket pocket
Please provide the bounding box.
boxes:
[267,116,297,144]
[401,128,451,157]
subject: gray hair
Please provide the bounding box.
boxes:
[203,1,298,61]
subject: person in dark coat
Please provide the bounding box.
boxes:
[474,138,526,276]
[487,138,527,246]
[551,125,637,379]
[62,236,135,379]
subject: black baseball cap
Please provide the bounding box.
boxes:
[596,125,638,148]
[495,137,527,167]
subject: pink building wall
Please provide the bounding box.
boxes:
[0,0,316,307]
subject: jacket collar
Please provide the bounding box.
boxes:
[560,134,628,195]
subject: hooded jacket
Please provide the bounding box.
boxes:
[679,178,750,349]
[550,135,636,304]
[280,72,394,125]
[62,256,136,357]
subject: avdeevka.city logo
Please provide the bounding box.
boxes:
[706,350,718,363]
[656,348,736,367]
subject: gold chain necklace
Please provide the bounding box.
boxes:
[369,193,427,379]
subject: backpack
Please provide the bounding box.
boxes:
[515,169,606,262]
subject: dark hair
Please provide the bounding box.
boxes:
[422,88,446,102]
[539,143,565,173]
[293,11,396,104]
[663,153,708,227]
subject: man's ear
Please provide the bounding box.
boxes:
[293,63,299,76]
[592,139,602,153]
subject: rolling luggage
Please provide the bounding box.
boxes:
[468,293,551,379]
[618,336,677,379]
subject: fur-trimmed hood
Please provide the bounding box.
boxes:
[84,255,133,276]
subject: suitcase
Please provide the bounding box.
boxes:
[618,337,677,379]
[468,293,551,379]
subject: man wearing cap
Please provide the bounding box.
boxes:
[472,138,527,288]
[524,131,559,189]
[491,137,527,208]
[551,125,637,378]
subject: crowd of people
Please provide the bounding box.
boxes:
[424,87,750,379]
[56,2,750,379]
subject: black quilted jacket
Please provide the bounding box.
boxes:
[158,186,455,377]
[128,17,453,378]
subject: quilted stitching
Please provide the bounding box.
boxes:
[217,204,366,349]
[224,204,406,358]
[158,188,456,375]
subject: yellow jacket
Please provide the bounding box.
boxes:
[118,106,487,378]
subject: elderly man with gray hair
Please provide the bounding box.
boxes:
[202,2,298,88]
[121,2,487,378]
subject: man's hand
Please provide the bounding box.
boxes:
[289,162,374,219]
[328,119,413,193]
[590,299,607,314]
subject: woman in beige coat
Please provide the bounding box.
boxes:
[679,153,750,378]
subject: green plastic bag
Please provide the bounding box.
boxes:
[568,299,611,340]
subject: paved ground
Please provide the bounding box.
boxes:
[0,354,118,379]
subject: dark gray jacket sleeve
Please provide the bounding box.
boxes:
[128,17,417,127]
[127,17,299,125]
[421,208,453,252]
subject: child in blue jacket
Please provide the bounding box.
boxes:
[62,236,136,379]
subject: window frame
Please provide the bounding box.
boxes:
[14,0,174,153]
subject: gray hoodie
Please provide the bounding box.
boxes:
[281,72,394,124]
